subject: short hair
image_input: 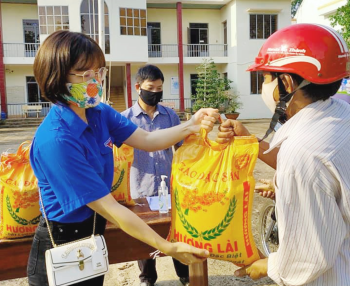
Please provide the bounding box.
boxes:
[135,65,164,85]
[282,73,342,102]
[33,30,105,105]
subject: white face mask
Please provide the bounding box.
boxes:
[261,78,278,113]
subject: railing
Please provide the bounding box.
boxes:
[6,102,52,118]
[148,44,227,58]
[183,44,228,57]
[132,98,193,112]
[148,44,178,58]
[3,43,40,57]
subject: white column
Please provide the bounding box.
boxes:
[98,0,105,52]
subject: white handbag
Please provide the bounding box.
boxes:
[39,191,109,286]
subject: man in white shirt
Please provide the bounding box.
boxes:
[217,23,350,286]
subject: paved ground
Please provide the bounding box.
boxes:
[0,119,277,286]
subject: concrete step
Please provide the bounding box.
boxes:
[0,118,43,129]
[0,123,40,129]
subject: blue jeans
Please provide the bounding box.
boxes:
[27,215,106,286]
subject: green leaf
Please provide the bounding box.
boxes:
[330,1,350,47]
[111,169,125,192]
[6,195,29,226]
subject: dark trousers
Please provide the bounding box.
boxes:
[27,214,107,286]
[138,258,189,284]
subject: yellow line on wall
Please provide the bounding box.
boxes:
[318,0,345,10]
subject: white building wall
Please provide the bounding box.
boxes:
[5,65,35,104]
[231,0,291,119]
[147,8,177,45]
[105,0,148,63]
[36,0,148,63]
[182,9,223,45]
[1,3,38,43]
[295,0,346,29]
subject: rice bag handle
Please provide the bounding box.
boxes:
[200,128,231,151]
[16,141,32,159]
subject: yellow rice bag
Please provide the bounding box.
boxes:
[0,141,40,239]
[111,144,135,206]
[168,130,260,266]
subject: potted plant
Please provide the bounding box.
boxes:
[191,59,242,119]
[222,86,242,120]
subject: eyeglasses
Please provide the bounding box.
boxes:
[69,67,108,83]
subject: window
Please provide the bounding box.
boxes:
[23,20,39,57]
[250,14,277,39]
[148,22,161,57]
[38,6,69,35]
[120,8,147,36]
[223,21,227,56]
[190,74,199,95]
[250,71,264,94]
[81,0,110,54]
[26,77,47,103]
[188,23,208,57]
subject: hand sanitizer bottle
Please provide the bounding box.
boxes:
[158,175,168,214]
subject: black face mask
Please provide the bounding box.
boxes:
[139,89,163,106]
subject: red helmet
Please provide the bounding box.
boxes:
[247,23,350,84]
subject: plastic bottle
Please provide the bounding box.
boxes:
[158,175,168,214]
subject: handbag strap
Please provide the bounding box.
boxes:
[38,188,96,248]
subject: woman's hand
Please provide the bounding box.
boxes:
[255,179,275,199]
[189,108,219,133]
[163,242,210,265]
[216,119,251,144]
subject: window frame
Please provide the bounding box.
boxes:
[120,7,147,36]
[250,71,264,95]
[249,14,277,40]
[38,6,69,35]
[80,0,110,54]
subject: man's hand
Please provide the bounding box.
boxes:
[190,108,219,133]
[163,242,210,265]
[234,258,268,280]
[216,119,251,144]
[255,179,275,199]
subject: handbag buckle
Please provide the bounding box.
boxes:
[77,249,85,271]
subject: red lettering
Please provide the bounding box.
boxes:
[217,244,225,253]
[174,229,180,241]
[222,172,227,182]
[178,162,186,172]
[242,181,253,257]
[197,173,205,180]
[187,238,194,246]
[205,172,211,183]
[190,171,197,178]
[194,241,203,249]
[204,243,213,253]
[183,168,190,176]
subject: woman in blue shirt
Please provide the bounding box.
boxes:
[27,30,218,286]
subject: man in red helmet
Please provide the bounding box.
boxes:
[217,23,350,285]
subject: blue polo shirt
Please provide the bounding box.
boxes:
[30,103,137,223]
[121,102,182,198]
